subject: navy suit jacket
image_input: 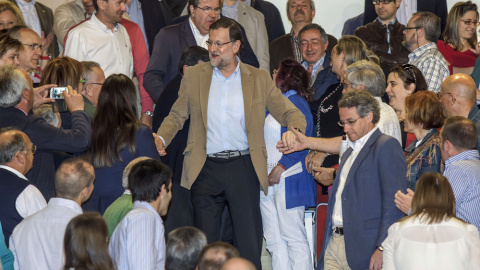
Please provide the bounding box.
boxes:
[0,107,91,201]
[364,0,448,34]
[311,53,339,101]
[138,0,171,55]
[317,129,407,270]
[144,17,259,102]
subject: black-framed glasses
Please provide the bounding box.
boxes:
[460,19,479,26]
[437,92,454,99]
[23,43,43,51]
[24,144,36,154]
[372,0,394,5]
[206,40,232,49]
[404,27,420,31]
[338,117,361,127]
[194,5,221,14]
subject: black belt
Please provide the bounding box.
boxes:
[334,227,344,235]
[207,150,250,159]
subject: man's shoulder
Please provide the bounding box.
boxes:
[239,1,264,19]
[55,1,80,13]
[34,1,53,14]
[160,20,187,35]
[355,19,381,35]
[270,34,290,47]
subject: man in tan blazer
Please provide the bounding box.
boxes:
[155,17,306,269]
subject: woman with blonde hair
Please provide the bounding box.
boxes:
[383,172,480,270]
[0,32,23,66]
[0,1,24,30]
[437,1,479,75]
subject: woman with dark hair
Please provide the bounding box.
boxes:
[383,172,480,269]
[437,1,479,75]
[386,64,427,148]
[64,212,115,270]
[403,91,445,191]
[84,74,159,214]
[0,32,22,66]
[260,57,315,270]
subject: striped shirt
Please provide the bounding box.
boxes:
[443,150,480,231]
[408,42,449,93]
[109,201,165,269]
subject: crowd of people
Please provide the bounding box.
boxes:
[0,0,480,269]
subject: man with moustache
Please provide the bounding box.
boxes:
[154,18,306,269]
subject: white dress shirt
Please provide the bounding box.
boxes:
[16,0,42,36]
[188,17,209,49]
[64,13,133,78]
[109,201,166,270]
[0,165,46,218]
[382,216,480,270]
[332,127,378,228]
[10,198,83,270]
[396,0,417,26]
[375,97,402,145]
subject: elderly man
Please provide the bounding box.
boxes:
[0,129,46,247]
[109,159,173,269]
[154,18,306,269]
[298,24,338,101]
[10,157,95,270]
[269,0,315,73]
[395,116,480,230]
[355,0,410,74]
[279,90,406,270]
[166,226,207,270]
[403,11,449,93]
[143,0,259,102]
[221,0,269,71]
[0,65,91,201]
[80,61,105,118]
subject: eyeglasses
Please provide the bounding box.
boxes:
[338,117,361,127]
[206,40,232,49]
[24,144,36,154]
[194,5,221,14]
[460,19,479,26]
[404,27,420,31]
[437,92,454,99]
[372,0,394,5]
[23,43,43,51]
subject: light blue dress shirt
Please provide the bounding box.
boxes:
[302,53,326,83]
[206,59,249,154]
[126,0,149,51]
[222,0,239,22]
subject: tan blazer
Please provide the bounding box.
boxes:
[158,62,306,194]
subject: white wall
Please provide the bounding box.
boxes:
[41,0,470,38]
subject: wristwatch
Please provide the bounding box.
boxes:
[144,111,153,117]
[377,246,384,252]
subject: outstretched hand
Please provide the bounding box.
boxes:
[277,126,308,154]
[153,133,167,156]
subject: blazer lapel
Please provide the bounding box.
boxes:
[344,129,381,188]
[200,64,214,131]
[240,63,253,128]
[182,20,196,47]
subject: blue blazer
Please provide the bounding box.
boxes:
[317,129,407,270]
[277,94,316,209]
[312,53,339,101]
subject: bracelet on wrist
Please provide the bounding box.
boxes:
[277,163,286,170]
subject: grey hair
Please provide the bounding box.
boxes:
[33,105,59,127]
[298,23,327,44]
[413,11,441,42]
[0,128,26,164]
[0,65,30,108]
[122,157,151,189]
[338,90,380,124]
[81,61,101,84]
[286,0,315,16]
[166,227,208,270]
[345,60,385,97]
[55,157,95,200]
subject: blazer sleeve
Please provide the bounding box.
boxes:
[376,138,407,247]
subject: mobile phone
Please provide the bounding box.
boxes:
[49,87,68,99]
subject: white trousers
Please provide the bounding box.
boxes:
[260,179,313,270]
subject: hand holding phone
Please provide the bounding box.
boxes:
[49,87,69,99]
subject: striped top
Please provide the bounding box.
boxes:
[444,150,480,231]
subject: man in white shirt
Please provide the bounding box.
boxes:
[9,157,95,270]
[64,0,133,92]
[0,129,46,248]
[109,159,173,270]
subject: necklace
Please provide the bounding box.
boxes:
[317,83,343,137]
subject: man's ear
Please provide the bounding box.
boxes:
[84,84,93,97]
[15,151,26,165]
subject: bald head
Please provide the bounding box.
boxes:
[440,74,478,117]
[220,258,256,270]
[0,129,33,175]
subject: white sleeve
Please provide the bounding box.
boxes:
[9,233,18,270]
[382,223,398,270]
[15,185,47,218]
[63,29,86,61]
[468,225,480,270]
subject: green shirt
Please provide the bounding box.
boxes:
[103,192,134,238]
[83,95,96,119]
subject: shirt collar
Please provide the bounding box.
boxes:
[301,53,326,72]
[91,12,119,32]
[445,150,480,166]
[347,127,379,152]
[377,17,397,25]
[409,42,436,60]
[189,17,208,39]
[17,0,35,7]
[0,165,27,180]
[213,57,241,80]
[133,200,161,218]
[48,197,83,214]
[223,0,239,9]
